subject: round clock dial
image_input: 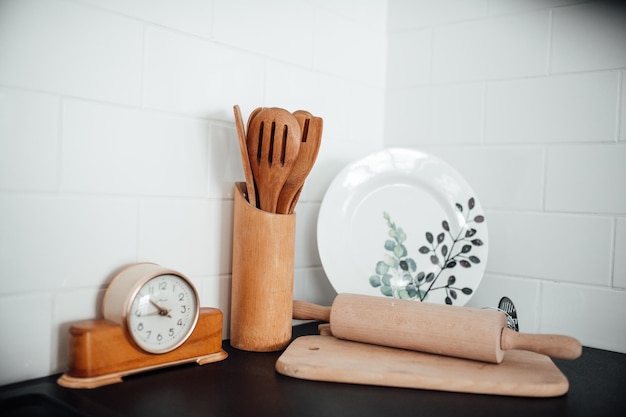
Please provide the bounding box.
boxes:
[127,273,198,353]
[103,263,200,354]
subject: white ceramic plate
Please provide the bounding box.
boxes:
[317,148,488,306]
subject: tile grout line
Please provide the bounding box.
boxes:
[609,218,617,288]
[540,145,548,213]
[546,8,554,76]
[139,24,148,109]
[536,280,544,334]
[135,198,142,263]
[481,82,488,145]
[615,70,623,143]
[56,96,64,193]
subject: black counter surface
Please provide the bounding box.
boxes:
[1,322,625,417]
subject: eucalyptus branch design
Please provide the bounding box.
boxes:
[369,198,485,305]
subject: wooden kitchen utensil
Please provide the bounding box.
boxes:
[233,105,257,207]
[247,106,264,134]
[230,182,296,351]
[276,335,570,397]
[292,294,582,363]
[246,107,301,213]
[276,110,323,214]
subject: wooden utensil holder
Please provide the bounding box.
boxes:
[230,182,296,351]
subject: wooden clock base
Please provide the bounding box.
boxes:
[57,308,228,389]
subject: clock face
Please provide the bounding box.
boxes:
[126,274,199,354]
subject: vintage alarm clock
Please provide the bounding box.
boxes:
[58,263,227,389]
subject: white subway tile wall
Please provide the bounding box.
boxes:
[61,100,211,196]
[1,0,625,385]
[387,29,431,88]
[0,293,53,382]
[143,27,266,120]
[541,282,626,354]
[387,0,626,354]
[78,0,214,38]
[212,0,316,67]
[0,196,138,293]
[550,1,626,72]
[207,123,247,199]
[0,0,381,385]
[386,83,485,144]
[52,287,105,374]
[622,70,626,142]
[614,218,626,289]
[467,273,541,333]
[545,145,626,213]
[0,88,59,191]
[431,10,550,83]
[0,0,144,105]
[137,199,233,277]
[420,146,545,211]
[485,72,618,144]
[388,0,488,30]
[485,211,613,286]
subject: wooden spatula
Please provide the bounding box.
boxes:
[233,105,257,207]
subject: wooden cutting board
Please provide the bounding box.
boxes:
[276,335,569,397]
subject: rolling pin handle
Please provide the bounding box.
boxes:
[500,327,582,360]
[293,300,331,322]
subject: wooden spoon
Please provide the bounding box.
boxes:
[247,106,264,134]
[290,112,323,213]
[246,108,301,213]
[233,105,257,207]
[276,110,323,214]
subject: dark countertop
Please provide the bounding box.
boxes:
[1,322,625,417]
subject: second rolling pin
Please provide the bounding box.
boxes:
[293,293,582,363]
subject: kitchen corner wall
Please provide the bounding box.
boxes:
[0,0,386,385]
[387,0,626,353]
[1,0,625,387]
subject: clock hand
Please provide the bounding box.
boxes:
[150,299,172,318]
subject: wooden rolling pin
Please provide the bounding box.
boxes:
[293,294,582,363]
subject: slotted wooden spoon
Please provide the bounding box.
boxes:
[246,108,301,213]
[276,110,323,214]
[247,106,264,135]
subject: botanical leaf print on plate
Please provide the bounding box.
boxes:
[369,198,485,305]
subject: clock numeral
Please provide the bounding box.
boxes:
[157,333,163,342]
[134,309,141,317]
[159,281,167,290]
[169,328,174,337]
[178,292,184,301]
[137,322,143,331]
[180,305,187,314]
[177,318,183,326]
